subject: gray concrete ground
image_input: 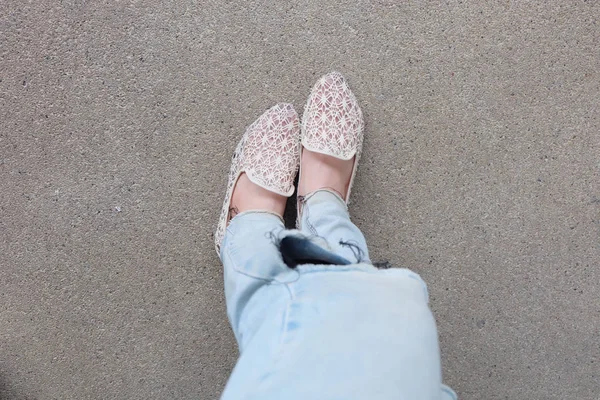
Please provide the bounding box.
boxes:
[1,1,599,399]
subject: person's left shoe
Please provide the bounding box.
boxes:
[297,71,365,227]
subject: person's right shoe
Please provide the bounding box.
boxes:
[215,103,301,257]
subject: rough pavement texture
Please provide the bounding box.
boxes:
[1,1,599,399]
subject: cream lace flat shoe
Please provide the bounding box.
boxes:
[214,103,301,256]
[298,72,364,219]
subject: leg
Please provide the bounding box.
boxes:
[299,189,370,264]
[297,71,369,263]
[222,265,456,400]
[214,103,301,348]
[220,76,456,399]
[266,267,447,399]
[220,210,297,350]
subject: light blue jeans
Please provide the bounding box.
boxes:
[220,190,457,400]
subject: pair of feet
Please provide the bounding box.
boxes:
[215,72,364,255]
[232,153,354,219]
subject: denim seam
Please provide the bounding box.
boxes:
[222,247,249,344]
[295,264,378,275]
[229,209,284,225]
[278,283,294,349]
[441,385,458,399]
[273,283,296,366]
[299,195,319,236]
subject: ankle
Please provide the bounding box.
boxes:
[301,188,346,203]
[229,173,286,223]
[298,149,354,200]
